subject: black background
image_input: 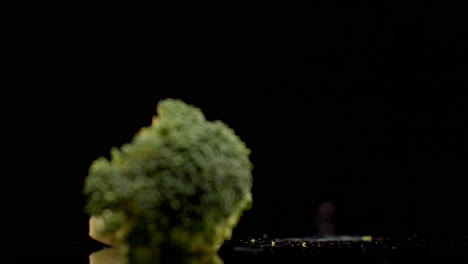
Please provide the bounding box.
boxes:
[4,4,468,261]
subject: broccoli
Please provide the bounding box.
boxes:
[83,99,253,262]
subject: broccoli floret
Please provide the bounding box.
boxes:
[83,99,253,262]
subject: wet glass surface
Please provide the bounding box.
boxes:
[19,235,463,263]
[219,236,468,263]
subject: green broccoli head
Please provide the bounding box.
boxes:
[83,99,253,259]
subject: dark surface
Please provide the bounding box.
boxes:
[219,236,468,264]
[14,236,466,263]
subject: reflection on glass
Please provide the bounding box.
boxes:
[89,247,126,264]
[89,247,222,264]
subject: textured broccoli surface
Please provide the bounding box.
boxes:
[83,99,253,262]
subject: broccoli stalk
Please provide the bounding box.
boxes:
[83,99,253,262]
